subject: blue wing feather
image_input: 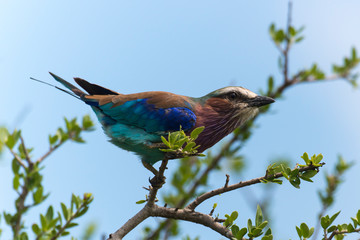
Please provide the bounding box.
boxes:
[94,98,196,133]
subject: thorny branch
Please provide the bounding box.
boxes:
[109,160,325,240]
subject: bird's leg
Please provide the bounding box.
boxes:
[142,160,159,176]
[149,159,168,188]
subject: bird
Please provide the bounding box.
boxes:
[35,72,274,167]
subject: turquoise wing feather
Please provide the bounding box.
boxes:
[93,98,196,133]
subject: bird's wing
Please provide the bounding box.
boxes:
[85,92,196,133]
[49,73,196,133]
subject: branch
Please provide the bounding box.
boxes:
[36,142,63,164]
[50,201,88,240]
[328,228,360,240]
[8,148,27,169]
[151,206,233,239]
[19,136,31,165]
[186,163,324,211]
[109,160,169,240]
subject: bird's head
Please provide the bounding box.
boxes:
[193,86,274,151]
[200,86,274,124]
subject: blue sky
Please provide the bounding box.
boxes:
[1,1,360,239]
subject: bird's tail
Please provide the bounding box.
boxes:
[30,72,87,100]
[49,72,87,98]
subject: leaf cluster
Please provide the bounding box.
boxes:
[296,223,314,240]
[223,206,272,240]
[319,210,360,240]
[261,153,323,189]
[0,115,95,240]
[160,127,205,156]
[31,193,93,240]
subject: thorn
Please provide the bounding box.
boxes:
[209,208,215,216]
[143,186,150,191]
[175,208,179,212]
[164,203,168,207]
[224,174,230,188]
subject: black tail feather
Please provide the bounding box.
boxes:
[30,77,81,100]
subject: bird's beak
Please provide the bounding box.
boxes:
[247,96,275,107]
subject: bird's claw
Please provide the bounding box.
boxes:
[150,175,166,188]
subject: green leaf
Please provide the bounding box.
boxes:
[247,219,253,232]
[183,142,196,152]
[61,202,69,221]
[268,76,274,94]
[258,221,268,229]
[66,222,78,228]
[288,26,296,36]
[251,227,263,237]
[82,115,94,130]
[33,187,43,204]
[329,211,341,226]
[300,223,309,237]
[48,134,58,145]
[280,165,289,180]
[255,205,263,227]
[295,36,304,43]
[262,235,273,240]
[161,136,170,148]
[190,126,205,140]
[32,223,41,235]
[5,135,16,149]
[230,211,238,221]
[301,170,318,179]
[231,225,239,236]
[20,232,29,240]
[76,206,89,217]
[46,206,54,221]
[308,227,314,238]
[40,214,48,231]
[13,174,20,190]
[237,228,247,239]
[301,152,310,164]
[12,158,20,174]
[314,154,323,164]
[136,200,146,204]
[328,225,337,232]
[321,216,329,229]
[72,194,80,209]
[296,226,302,238]
[346,223,354,232]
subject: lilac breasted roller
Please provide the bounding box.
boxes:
[45,72,274,165]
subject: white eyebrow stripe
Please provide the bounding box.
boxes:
[217,87,258,98]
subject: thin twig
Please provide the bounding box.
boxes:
[36,142,63,164]
[50,202,87,240]
[224,174,230,188]
[328,228,360,240]
[19,136,31,165]
[186,163,324,211]
[9,148,27,169]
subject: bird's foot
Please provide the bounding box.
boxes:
[149,175,166,188]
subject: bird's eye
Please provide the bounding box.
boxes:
[228,92,238,100]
